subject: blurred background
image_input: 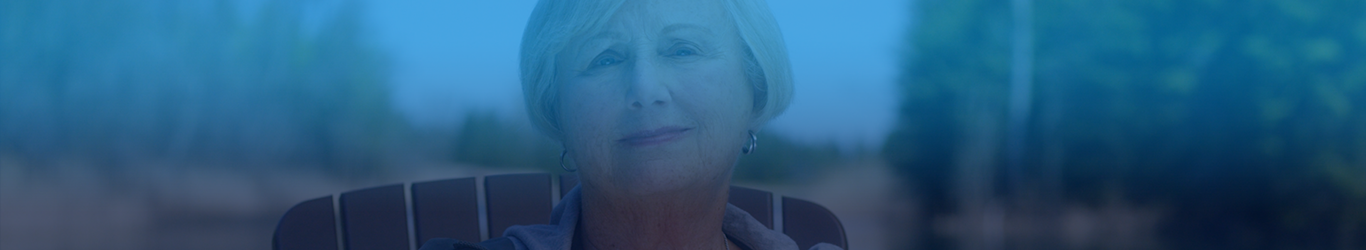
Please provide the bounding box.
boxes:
[0,0,1362,249]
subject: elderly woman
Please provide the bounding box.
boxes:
[423,0,839,249]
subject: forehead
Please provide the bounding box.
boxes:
[600,0,736,38]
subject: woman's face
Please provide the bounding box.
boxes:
[555,0,755,195]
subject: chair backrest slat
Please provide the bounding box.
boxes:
[274,196,339,250]
[727,186,774,229]
[412,177,480,244]
[783,197,848,250]
[559,174,578,197]
[340,184,411,250]
[484,173,553,238]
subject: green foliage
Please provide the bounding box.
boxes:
[888,0,1366,247]
[0,0,400,173]
[451,111,559,171]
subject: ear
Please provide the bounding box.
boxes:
[746,113,766,133]
[745,87,767,131]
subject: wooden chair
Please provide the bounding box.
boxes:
[273,173,847,250]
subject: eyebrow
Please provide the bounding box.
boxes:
[582,31,627,44]
[660,23,713,35]
[583,23,713,42]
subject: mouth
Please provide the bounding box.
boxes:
[618,126,692,147]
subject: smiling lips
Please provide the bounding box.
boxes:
[618,126,691,147]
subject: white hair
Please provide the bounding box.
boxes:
[519,0,792,140]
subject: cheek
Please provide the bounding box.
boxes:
[557,80,620,146]
[669,61,754,160]
[674,62,754,128]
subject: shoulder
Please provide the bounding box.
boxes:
[808,242,844,250]
[418,237,517,250]
[722,204,798,250]
[722,204,844,250]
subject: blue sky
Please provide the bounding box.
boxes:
[364,0,909,151]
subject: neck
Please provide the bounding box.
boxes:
[578,180,731,250]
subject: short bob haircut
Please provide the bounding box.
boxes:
[519,0,792,140]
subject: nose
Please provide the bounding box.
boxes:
[626,58,671,110]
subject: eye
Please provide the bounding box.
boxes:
[590,53,624,68]
[673,48,694,57]
[666,43,701,58]
[596,57,618,66]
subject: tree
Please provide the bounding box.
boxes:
[0,0,401,175]
[887,0,1366,248]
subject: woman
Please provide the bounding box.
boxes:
[423,0,839,249]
